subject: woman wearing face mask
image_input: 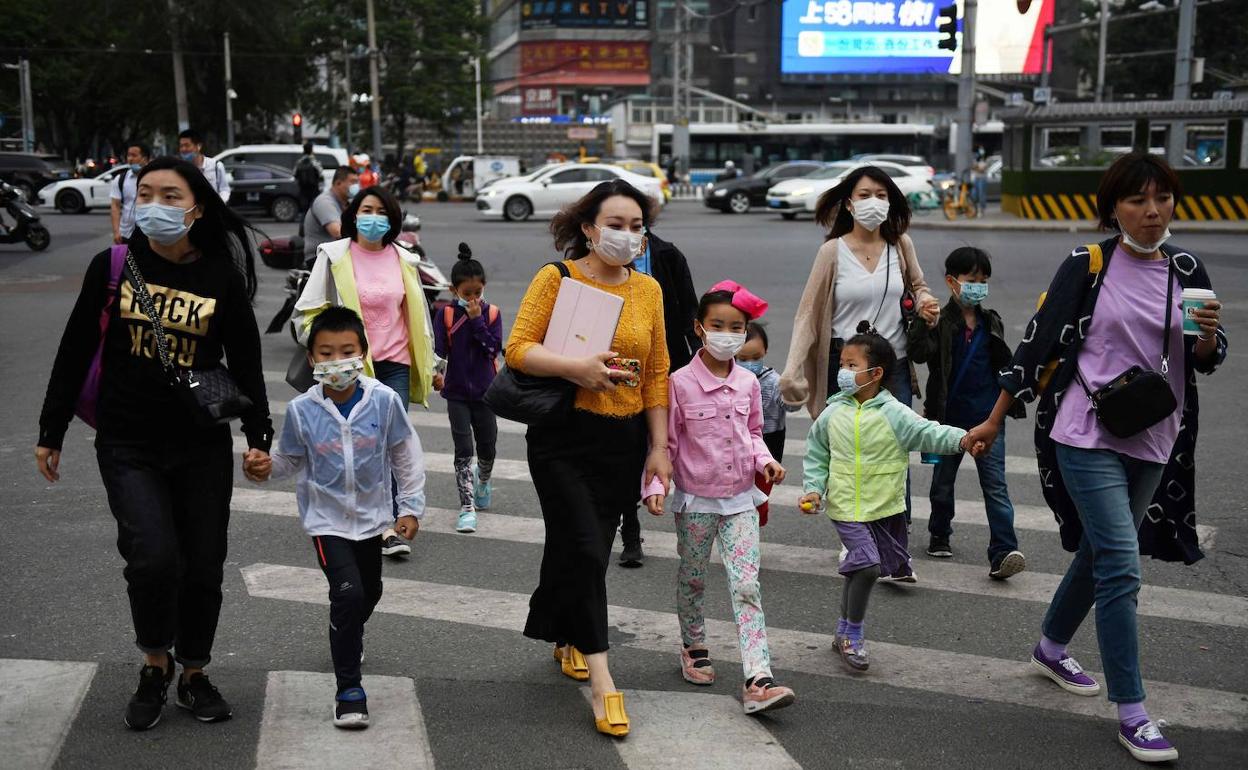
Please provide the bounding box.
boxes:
[294,185,436,559]
[964,153,1225,764]
[36,156,272,730]
[780,165,939,551]
[506,179,671,738]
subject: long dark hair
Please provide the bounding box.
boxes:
[550,178,656,260]
[134,156,259,299]
[813,165,911,244]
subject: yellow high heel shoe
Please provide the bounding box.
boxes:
[554,645,589,681]
[593,691,629,738]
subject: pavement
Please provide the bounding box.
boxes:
[2,201,1245,769]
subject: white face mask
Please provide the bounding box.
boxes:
[850,197,890,231]
[1119,225,1172,254]
[702,331,747,361]
[589,226,645,267]
[312,356,365,391]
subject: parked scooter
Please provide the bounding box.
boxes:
[0,181,51,251]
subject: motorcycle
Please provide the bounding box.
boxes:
[0,181,51,251]
[265,212,451,340]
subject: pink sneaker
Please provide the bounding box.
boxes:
[680,646,715,685]
[741,677,795,715]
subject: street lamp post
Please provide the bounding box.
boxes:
[343,41,353,154]
[365,0,384,164]
[473,56,484,155]
[224,32,236,147]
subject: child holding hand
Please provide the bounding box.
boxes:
[799,321,982,673]
[643,280,795,715]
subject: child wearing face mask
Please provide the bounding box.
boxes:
[736,322,801,526]
[906,247,1027,578]
[799,321,979,672]
[643,281,796,715]
[245,306,426,729]
[432,243,502,534]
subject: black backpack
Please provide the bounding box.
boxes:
[294,156,320,187]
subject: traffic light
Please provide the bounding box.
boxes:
[292,112,303,143]
[937,4,958,52]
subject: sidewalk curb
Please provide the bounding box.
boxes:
[909,217,1248,234]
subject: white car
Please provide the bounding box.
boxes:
[215,144,349,188]
[36,165,129,214]
[764,162,859,219]
[475,163,665,221]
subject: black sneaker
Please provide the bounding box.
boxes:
[990,550,1027,580]
[334,687,370,729]
[926,536,953,558]
[176,672,233,722]
[124,653,174,730]
[619,538,645,568]
[381,534,411,558]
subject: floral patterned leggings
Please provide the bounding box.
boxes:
[675,509,771,681]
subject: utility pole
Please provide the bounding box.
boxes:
[343,41,353,154]
[954,0,977,175]
[1095,0,1109,102]
[19,59,34,152]
[1169,0,1198,163]
[167,0,190,132]
[670,2,690,181]
[473,56,484,155]
[365,0,384,164]
[224,32,235,147]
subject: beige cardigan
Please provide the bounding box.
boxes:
[779,233,934,418]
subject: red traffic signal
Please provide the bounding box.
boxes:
[292,112,303,127]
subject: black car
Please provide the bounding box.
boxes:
[703,161,825,214]
[0,152,74,202]
[224,162,302,222]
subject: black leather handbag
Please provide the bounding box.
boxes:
[1074,256,1177,439]
[125,252,253,427]
[483,261,576,426]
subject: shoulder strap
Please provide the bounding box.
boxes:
[948,322,986,396]
[487,304,499,324]
[117,167,129,190]
[122,252,176,376]
[1086,243,1104,274]
[442,304,455,331]
[545,260,571,279]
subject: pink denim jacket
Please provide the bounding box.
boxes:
[643,353,774,499]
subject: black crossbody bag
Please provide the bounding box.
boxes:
[125,251,253,427]
[1073,255,1177,439]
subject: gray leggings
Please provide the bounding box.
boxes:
[447,399,498,507]
[840,564,880,623]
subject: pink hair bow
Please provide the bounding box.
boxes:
[709,279,768,320]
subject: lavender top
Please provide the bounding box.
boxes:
[1051,245,1185,463]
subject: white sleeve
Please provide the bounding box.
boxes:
[270,406,307,480]
[387,397,427,519]
[213,159,231,201]
[109,176,123,201]
[269,452,305,480]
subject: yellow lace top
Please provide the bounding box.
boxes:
[506,260,669,418]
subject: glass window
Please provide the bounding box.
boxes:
[549,169,586,184]
[315,153,340,169]
[625,164,654,177]
[584,168,616,182]
[230,166,275,180]
[1184,122,1226,168]
[252,152,298,169]
[1099,125,1134,152]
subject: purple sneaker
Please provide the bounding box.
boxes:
[1118,719,1178,763]
[1030,643,1101,696]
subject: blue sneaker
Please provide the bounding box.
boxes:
[456,508,477,533]
[473,465,492,510]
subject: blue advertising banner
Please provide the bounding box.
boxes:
[780,0,957,75]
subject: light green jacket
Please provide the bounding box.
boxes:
[803,390,966,523]
[294,238,435,407]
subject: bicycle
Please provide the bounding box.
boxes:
[907,187,942,215]
[942,180,980,220]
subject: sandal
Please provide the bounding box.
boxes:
[593,691,629,737]
[554,645,589,681]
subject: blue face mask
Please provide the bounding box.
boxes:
[356,213,391,242]
[958,281,990,306]
[136,202,195,245]
[129,163,143,171]
[347,182,360,198]
[179,151,197,163]
[737,359,766,377]
[837,366,877,395]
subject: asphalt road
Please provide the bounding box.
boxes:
[2,201,1245,769]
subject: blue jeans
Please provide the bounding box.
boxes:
[1042,443,1165,704]
[927,425,1018,563]
[885,358,913,521]
[372,360,410,521]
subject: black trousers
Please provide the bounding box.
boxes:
[95,435,233,667]
[524,411,647,654]
[313,534,384,694]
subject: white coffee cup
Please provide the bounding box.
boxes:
[1180,288,1217,336]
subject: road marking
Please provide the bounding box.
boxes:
[230,489,1247,629]
[583,689,802,770]
[255,670,434,770]
[241,563,1248,732]
[0,659,96,770]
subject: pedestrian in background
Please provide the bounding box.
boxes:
[36,156,272,730]
[293,141,324,215]
[781,165,939,542]
[302,166,359,265]
[615,226,699,567]
[177,129,231,203]
[507,179,671,738]
[643,281,796,715]
[432,242,502,535]
[907,246,1026,579]
[736,321,801,526]
[110,140,150,244]
[246,306,425,730]
[295,185,436,560]
[800,322,977,672]
[964,152,1226,764]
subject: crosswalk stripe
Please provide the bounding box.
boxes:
[241,563,1248,733]
[255,670,434,770]
[0,659,97,770]
[585,689,802,769]
[230,489,1248,630]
